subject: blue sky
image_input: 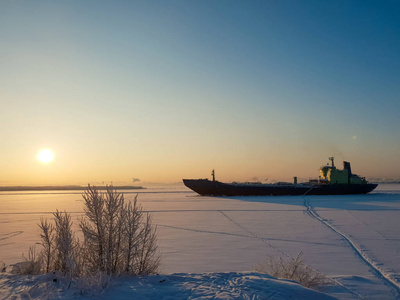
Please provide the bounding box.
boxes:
[1,0,400,184]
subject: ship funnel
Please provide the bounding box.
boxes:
[343,161,352,183]
[343,161,352,175]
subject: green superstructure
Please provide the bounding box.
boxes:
[319,157,367,185]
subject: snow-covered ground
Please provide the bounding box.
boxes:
[1,184,399,299]
[0,271,334,299]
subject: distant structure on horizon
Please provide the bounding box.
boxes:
[0,185,144,192]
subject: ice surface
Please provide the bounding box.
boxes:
[1,184,400,299]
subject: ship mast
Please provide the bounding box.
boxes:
[329,157,335,167]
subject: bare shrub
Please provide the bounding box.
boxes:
[30,185,160,278]
[123,196,160,275]
[254,252,329,288]
[76,271,111,296]
[134,213,160,275]
[80,185,160,275]
[104,188,125,274]
[72,240,87,277]
[80,186,106,272]
[53,210,76,274]
[123,195,141,273]
[12,246,43,275]
[38,217,54,273]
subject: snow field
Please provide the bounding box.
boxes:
[1,185,400,299]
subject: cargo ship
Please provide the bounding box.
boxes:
[183,158,377,196]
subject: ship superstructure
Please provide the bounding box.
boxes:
[319,157,367,185]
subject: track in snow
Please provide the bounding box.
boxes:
[158,208,363,299]
[304,197,400,299]
[0,231,23,241]
[157,223,339,247]
[219,209,363,299]
[217,210,294,259]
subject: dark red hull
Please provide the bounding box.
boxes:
[183,179,378,196]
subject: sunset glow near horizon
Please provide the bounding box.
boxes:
[1,1,400,186]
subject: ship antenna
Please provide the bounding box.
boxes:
[212,169,215,182]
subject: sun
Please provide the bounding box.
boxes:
[37,149,54,163]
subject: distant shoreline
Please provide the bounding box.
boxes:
[0,185,144,192]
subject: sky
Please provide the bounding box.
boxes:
[1,0,400,185]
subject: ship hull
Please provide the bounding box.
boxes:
[183,179,378,196]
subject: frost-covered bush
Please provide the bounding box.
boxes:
[26,185,160,277]
[38,218,54,273]
[79,185,160,275]
[75,271,111,296]
[12,246,43,275]
[53,210,76,274]
[254,252,329,288]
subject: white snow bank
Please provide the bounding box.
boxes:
[0,272,335,300]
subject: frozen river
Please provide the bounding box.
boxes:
[1,184,400,299]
